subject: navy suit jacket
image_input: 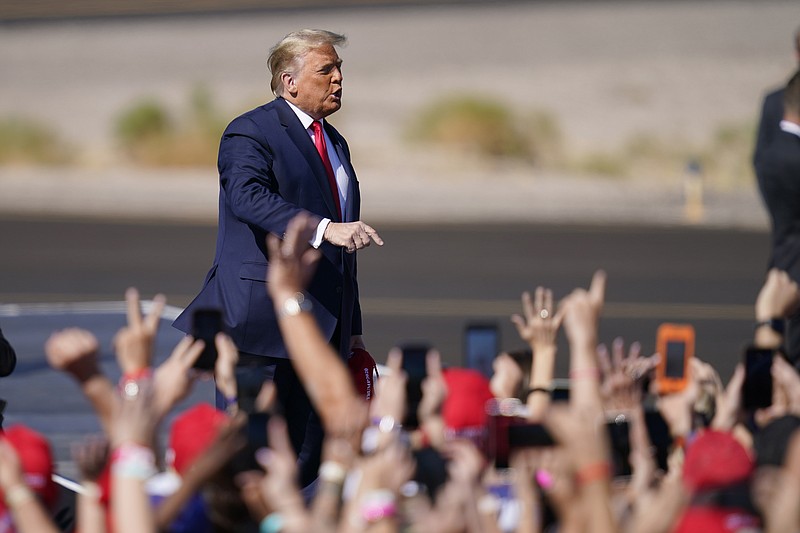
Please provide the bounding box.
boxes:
[174,97,362,359]
[756,129,800,280]
[754,87,785,168]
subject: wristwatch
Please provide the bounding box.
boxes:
[755,318,785,335]
[279,292,312,317]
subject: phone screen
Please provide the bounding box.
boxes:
[230,412,270,474]
[606,418,632,477]
[401,343,430,429]
[665,341,686,378]
[465,324,499,379]
[490,416,555,469]
[191,308,223,371]
[742,347,774,410]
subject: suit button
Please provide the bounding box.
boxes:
[336,286,343,294]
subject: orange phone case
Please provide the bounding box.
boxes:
[655,323,695,394]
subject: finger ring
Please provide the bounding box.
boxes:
[539,309,550,319]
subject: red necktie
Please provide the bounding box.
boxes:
[311,120,342,221]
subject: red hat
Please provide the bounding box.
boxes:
[0,425,58,509]
[349,348,379,401]
[683,430,754,492]
[442,368,494,434]
[167,403,227,476]
[674,507,760,533]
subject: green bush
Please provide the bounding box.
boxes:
[115,99,172,144]
[409,95,531,160]
[0,116,70,164]
[114,88,226,167]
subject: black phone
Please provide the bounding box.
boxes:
[400,342,431,429]
[551,378,570,402]
[606,417,632,478]
[464,323,499,379]
[742,346,775,410]
[489,415,556,469]
[230,412,271,474]
[191,308,223,371]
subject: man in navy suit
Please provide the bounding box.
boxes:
[753,27,800,168]
[174,29,382,486]
[755,70,800,363]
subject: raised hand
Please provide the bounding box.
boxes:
[266,213,322,301]
[113,287,166,375]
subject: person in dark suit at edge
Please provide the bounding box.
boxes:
[0,326,17,429]
[755,70,800,364]
[173,29,383,488]
[753,26,800,168]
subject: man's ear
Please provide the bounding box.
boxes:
[281,72,298,97]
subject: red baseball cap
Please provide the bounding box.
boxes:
[0,425,58,510]
[167,403,227,476]
[442,368,494,435]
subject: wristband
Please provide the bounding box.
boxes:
[755,318,785,335]
[122,367,153,382]
[525,387,551,397]
[5,484,35,508]
[569,367,601,380]
[575,461,611,487]
[359,490,397,523]
[80,482,102,501]
[111,443,157,480]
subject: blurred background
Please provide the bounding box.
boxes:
[1,0,798,470]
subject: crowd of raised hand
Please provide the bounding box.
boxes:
[2,212,800,533]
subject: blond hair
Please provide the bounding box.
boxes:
[268,29,347,97]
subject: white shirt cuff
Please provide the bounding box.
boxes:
[311,218,331,249]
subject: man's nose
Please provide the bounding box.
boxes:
[333,66,343,82]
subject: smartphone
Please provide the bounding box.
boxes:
[400,342,431,429]
[655,323,695,393]
[606,418,632,478]
[551,378,570,402]
[464,323,500,379]
[191,308,223,371]
[230,412,270,474]
[742,346,775,410]
[488,415,555,469]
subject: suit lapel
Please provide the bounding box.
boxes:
[275,98,341,221]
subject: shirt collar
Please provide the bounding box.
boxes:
[284,99,324,131]
[780,120,800,139]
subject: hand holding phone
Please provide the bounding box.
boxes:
[742,346,775,410]
[400,342,431,428]
[655,323,695,394]
[464,323,500,379]
[191,308,223,371]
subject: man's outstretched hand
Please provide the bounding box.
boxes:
[323,221,383,253]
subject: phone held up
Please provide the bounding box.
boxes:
[742,345,776,410]
[464,323,500,380]
[191,308,224,372]
[655,323,695,394]
[400,342,431,429]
